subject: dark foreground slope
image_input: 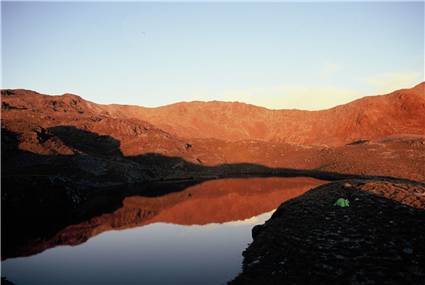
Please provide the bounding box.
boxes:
[230,180,425,285]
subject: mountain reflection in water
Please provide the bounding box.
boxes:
[2,177,326,285]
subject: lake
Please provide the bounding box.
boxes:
[2,177,325,285]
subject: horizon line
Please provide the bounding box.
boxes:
[2,80,424,112]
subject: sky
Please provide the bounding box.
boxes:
[1,1,424,110]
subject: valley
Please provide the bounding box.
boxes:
[1,82,425,284]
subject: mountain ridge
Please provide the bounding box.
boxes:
[2,82,424,146]
[7,81,423,111]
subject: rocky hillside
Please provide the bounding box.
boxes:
[2,82,425,149]
[100,82,425,145]
[2,85,425,183]
[1,89,191,158]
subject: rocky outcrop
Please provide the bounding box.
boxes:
[230,180,425,284]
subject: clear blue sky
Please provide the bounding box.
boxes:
[2,2,424,110]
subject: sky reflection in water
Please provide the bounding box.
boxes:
[2,211,273,285]
[2,177,326,284]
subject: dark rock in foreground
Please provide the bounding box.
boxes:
[1,277,15,285]
[230,180,425,285]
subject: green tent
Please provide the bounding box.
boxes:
[334,198,350,207]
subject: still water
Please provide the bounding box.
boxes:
[2,177,325,285]
[2,212,273,285]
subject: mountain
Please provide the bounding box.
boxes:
[2,82,424,151]
[2,83,425,179]
[100,82,425,145]
[1,90,190,157]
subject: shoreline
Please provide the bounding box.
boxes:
[230,179,425,284]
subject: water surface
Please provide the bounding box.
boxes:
[2,177,326,284]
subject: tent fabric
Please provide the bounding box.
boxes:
[334,198,350,207]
